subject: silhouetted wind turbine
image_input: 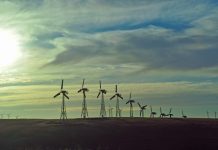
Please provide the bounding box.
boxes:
[53,79,69,120]
[207,110,210,118]
[126,93,135,117]
[7,114,10,119]
[150,106,157,118]
[138,102,147,117]
[160,107,167,118]
[182,109,187,118]
[97,80,107,118]
[110,84,123,117]
[168,108,173,118]
[119,108,122,117]
[78,79,89,118]
[108,104,113,117]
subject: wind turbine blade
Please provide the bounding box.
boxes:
[118,95,123,99]
[110,95,116,100]
[115,85,117,93]
[143,105,147,110]
[126,101,130,104]
[78,89,82,93]
[83,92,86,98]
[99,80,101,89]
[129,93,132,100]
[169,108,172,114]
[138,102,141,108]
[61,79,64,89]
[54,92,61,98]
[64,94,69,99]
[97,92,101,98]
[160,107,162,113]
[82,79,85,88]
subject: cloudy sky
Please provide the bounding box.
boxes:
[0,0,218,118]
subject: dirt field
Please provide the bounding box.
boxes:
[0,118,218,150]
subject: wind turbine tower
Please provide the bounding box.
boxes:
[97,80,107,118]
[53,79,69,120]
[150,106,157,118]
[168,108,173,118]
[7,114,10,119]
[207,111,210,118]
[126,93,135,117]
[182,109,187,118]
[108,104,113,117]
[119,108,122,117]
[78,79,89,118]
[110,84,123,117]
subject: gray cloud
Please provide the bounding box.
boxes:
[44,24,218,71]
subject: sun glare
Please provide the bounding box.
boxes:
[0,29,21,68]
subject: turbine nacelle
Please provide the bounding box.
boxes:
[100,89,107,94]
[126,100,135,104]
[138,103,147,110]
[110,93,123,100]
[78,88,89,93]
[54,91,69,99]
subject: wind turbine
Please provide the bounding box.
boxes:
[126,93,135,117]
[108,104,113,117]
[168,108,173,118]
[138,102,147,117]
[182,109,187,118]
[110,84,123,117]
[97,80,107,118]
[150,106,157,118]
[119,108,122,117]
[7,114,10,119]
[53,79,69,120]
[97,81,107,118]
[160,107,167,118]
[207,110,210,118]
[78,79,89,118]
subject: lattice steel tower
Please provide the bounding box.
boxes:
[78,79,89,118]
[97,80,107,117]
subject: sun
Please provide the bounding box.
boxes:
[0,29,22,68]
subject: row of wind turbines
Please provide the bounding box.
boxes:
[0,114,19,119]
[53,79,189,120]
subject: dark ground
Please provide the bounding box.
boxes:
[0,118,218,150]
